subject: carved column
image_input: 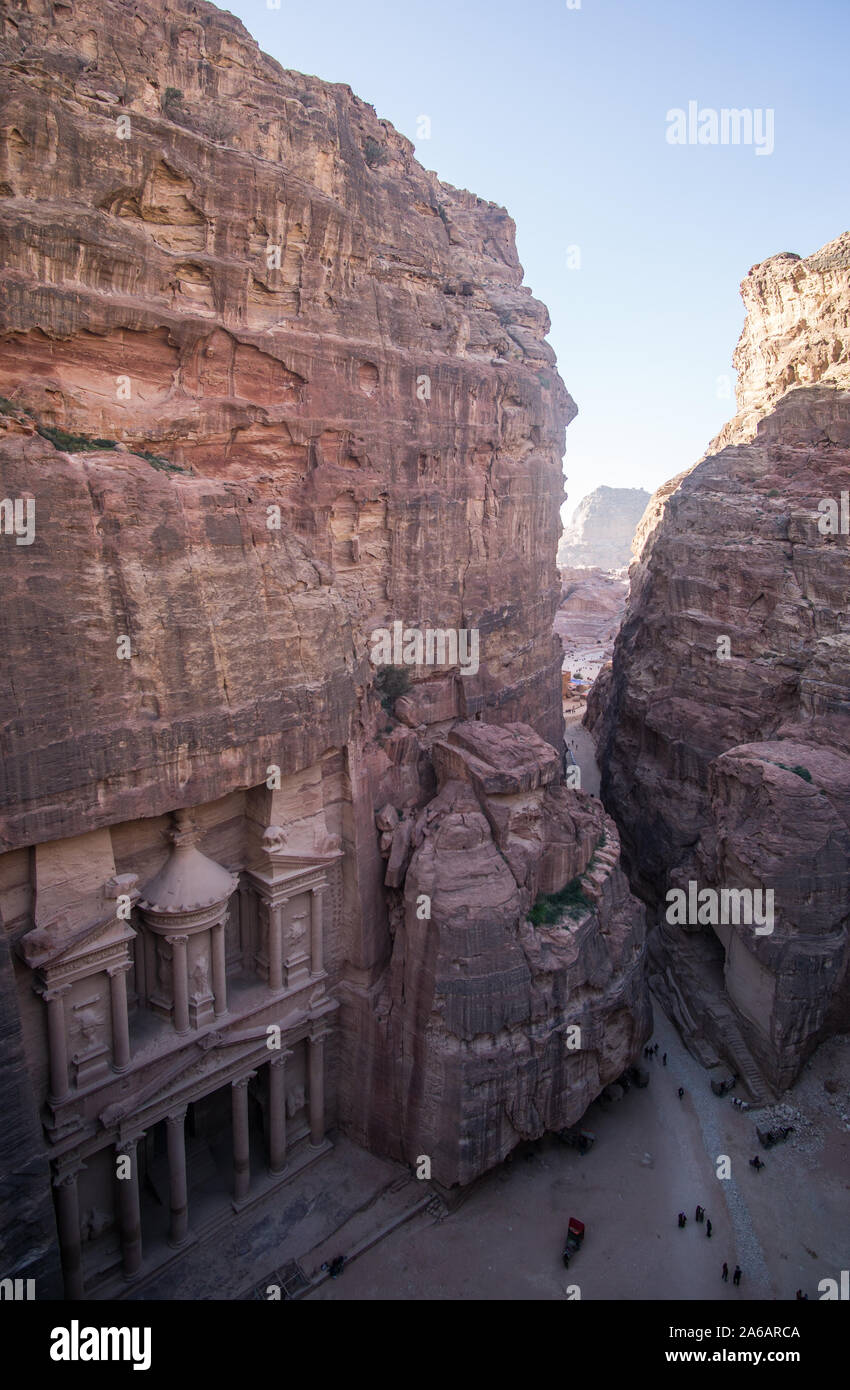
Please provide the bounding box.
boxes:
[115,1135,143,1278]
[268,1052,290,1175]
[44,985,71,1102]
[211,921,228,1017]
[108,963,132,1072]
[166,1109,189,1247]
[310,886,324,976]
[232,1073,256,1204]
[308,1033,325,1147]
[53,1163,85,1300]
[268,903,284,991]
[169,935,190,1034]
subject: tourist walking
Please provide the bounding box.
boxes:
[733,1265,741,1286]
[662,1053,667,1066]
[678,1087,684,1100]
[722,1262,728,1282]
[706,1218,712,1238]
[677,1212,687,1228]
[695,1205,704,1223]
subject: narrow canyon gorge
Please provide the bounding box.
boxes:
[0,0,847,1307]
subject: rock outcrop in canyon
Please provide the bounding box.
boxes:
[0,0,648,1290]
[590,234,850,1095]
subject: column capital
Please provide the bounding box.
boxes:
[53,1159,86,1188]
[232,1070,258,1091]
[166,1106,188,1125]
[41,983,72,1002]
[268,1048,293,1068]
[107,961,133,979]
[115,1130,144,1155]
[310,884,324,897]
[166,933,189,948]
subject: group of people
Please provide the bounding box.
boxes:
[652,1035,749,1294]
[678,1207,745,1287]
[677,1205,712,1239]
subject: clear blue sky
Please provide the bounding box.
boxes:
[226,0,850,518]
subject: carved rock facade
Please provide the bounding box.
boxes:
[0,0,649,1294]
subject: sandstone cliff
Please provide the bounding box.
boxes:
[590,234,850,1093]
[0,0,648,1234]
[557,485,650,570]
[712,231,850,451]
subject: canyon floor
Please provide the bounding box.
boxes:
[308,1008,850,1303]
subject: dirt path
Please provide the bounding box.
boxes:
[308,1009,849,1301]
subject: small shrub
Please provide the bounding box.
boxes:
[163,87,184,106]
[363,137,389,169]
[37,425,116,452]
[374,664,410,714]
[774,760,813,783]
[132,449,187,474]
[436,203,449,227]
[529,877,590,926]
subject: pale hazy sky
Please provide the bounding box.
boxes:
[225,0,850,519]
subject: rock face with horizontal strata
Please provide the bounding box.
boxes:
[589,236,850,1089]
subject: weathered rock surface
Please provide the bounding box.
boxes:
[712,231,850,452]
[0,0,574,851]
[557,486,649,570]
[590,334,850,1087]
[0,0,649,1250]
[368,722,649,1184]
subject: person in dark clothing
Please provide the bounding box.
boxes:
[662,1053,667,1065]
[733,1265,741,1286]
[722,1263,729,1281]
[654,1044,659,1056]
[677,1212,687,1228]
[695,1205,704,1222]
[678,1087,684,1099]
[706,1219,712,1237]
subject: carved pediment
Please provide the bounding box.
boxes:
[20,909,135,975]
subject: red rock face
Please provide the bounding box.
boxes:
[0,0,573,847]
[0,0,651,1206]
[590,381,850,1090]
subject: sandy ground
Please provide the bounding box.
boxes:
[564,709,601,798]
[308,1008,850,1302]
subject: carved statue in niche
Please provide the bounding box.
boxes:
[81,1208,111,1242]
[286,1084,305,1118]
[156,941,172,992]
[290,910,308,945]
[71,1001,103,1053]
[190,956,209,1002]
